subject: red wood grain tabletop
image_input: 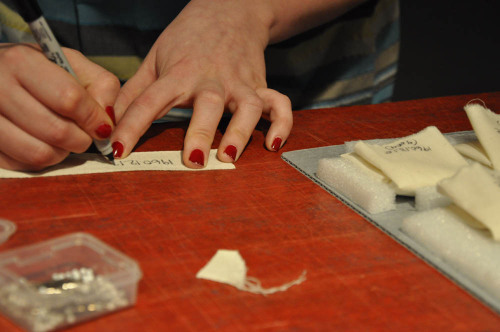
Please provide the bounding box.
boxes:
[1,92,499,331]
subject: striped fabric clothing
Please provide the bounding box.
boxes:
[0,0,399,111]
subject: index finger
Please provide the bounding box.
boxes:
[111,77,182,158]
[256,88,293,151]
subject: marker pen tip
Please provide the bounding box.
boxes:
[105,153,115,165]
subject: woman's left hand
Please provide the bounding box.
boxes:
[112,0,293,168]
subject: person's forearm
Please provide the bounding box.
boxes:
[187,0,365,47]
[266,0,367,43]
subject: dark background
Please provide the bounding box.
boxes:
[393,1,499,101]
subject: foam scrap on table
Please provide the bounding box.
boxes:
[0,150,235,178]
[0,219,16,245]
[401,205,500,301]
[196,249,306,295]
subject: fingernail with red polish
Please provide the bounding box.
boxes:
[106,106,116,125]
[189,149,204,166]
[224,145,237,161]
[96,124,112,139]
[271,137,282,151]
[112,141,124,158]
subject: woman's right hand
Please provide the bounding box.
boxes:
[0,43,120,171]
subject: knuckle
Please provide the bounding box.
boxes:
[281,94,292,109]
[98,71,121,91]
[240,95,264,113]
[272,91,292,109]
[46,121,72,146]
[228,126,251,142]
[131,94,152,111]
[197,89,224,106]
[190,126,214,142]
[57,85,84,113]
[80,103,103,129]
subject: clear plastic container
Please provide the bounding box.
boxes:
[0,232,142,332]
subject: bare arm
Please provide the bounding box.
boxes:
[112,0,367,168]
[267,0,368,43]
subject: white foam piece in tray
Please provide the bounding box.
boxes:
[414,186,452,211]
[317,157,396,214]
[401,206,500,300]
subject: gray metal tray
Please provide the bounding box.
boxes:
[282,130,500,314]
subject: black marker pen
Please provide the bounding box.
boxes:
[13,0,115,164]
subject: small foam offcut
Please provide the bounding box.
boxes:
[196,250,306,296]
[414,186,451,211]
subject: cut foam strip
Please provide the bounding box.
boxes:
[317,157,396,214]
[341,152,388,183]
[402,206,500,301]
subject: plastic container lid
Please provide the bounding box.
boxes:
[0,232,142,332]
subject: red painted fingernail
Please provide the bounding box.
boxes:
[189,149,204,166]
[96,123,112,139]
[224,145,237,161]
[112,141,124,158]
[271,137,282,151]
[106,106,116,125]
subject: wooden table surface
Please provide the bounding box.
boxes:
[1,92,500,331]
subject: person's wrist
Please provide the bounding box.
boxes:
[192,0,274,48]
